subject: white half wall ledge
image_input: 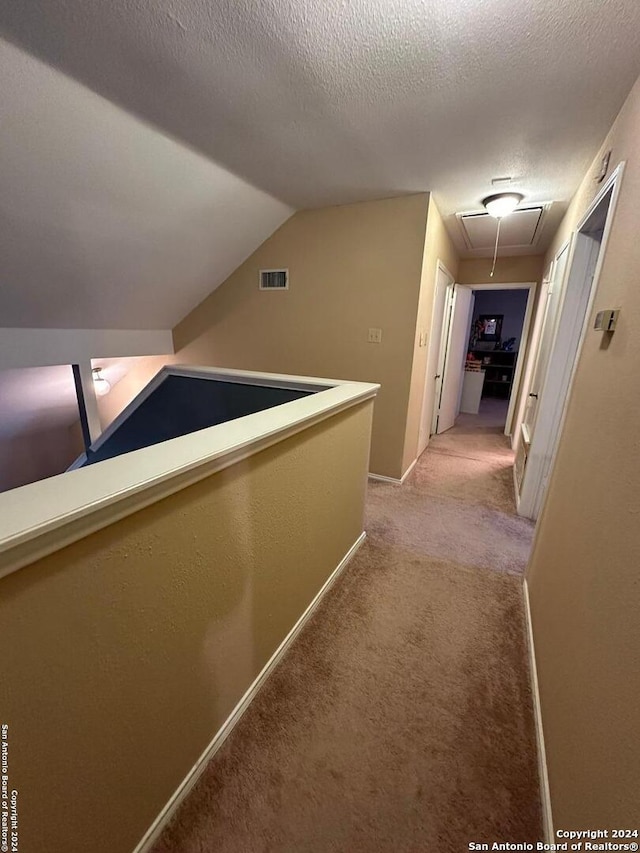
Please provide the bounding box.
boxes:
[0,328,174,370]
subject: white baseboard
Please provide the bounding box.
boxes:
[368,472,401,484]
[400,457,418,483]
[523,578,554,843]
[132,531,367,853]
[369,457,417,486]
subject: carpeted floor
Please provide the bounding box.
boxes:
[152,402,541,853]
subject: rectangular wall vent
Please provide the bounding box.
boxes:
[259,269,289,290]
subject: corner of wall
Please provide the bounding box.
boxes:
[400,195,460,473]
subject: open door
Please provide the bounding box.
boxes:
[419,263,455,453]
[434,284,474,434]
[521,242,570,449]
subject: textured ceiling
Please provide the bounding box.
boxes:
[2,0,640,263]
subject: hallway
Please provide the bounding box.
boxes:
[154,414,541,852]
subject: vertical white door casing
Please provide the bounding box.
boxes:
[436,284,474,434]
[511,270,553,456]
[420,264,455,447]
[522,241,571,444]
[518,163,624,520]
[423,277,535,444]
[431,283,455,436]
[503,284,537,438]
[531,233,601,517]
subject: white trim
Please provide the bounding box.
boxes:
[401,457,418,483]
[523,579,554,844]
[518,163,625,520]
[418,258,455,455]
[166,364,331,394]
[368,473,402,485]
[368,457,417,486]
[455,202,553,252]
[435,283,475,434]
[86,367,172,454]
[504,284,536,436]
[66,453,88,472]
[462,281,537,437]
[132,531,367,853]
[0,368,379,580]
[511,260,561,455]
[465,282,536,291]
[431,276,456,436]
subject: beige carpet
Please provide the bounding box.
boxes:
[153,406,541,852]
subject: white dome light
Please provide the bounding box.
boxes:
[92,367,111,397]
[482,192,524,218]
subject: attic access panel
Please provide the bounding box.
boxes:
[459,207,544,250]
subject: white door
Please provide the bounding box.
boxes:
[430,282,454,435]
[435,284,474,434]
[521,241,570,445]
[518,164,621,519]
[419,264,454,453]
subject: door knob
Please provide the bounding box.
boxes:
[529,393,538,398]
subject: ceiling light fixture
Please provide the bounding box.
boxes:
[482,192,524,219]
[482,192,525,276]
[92,367,111,397]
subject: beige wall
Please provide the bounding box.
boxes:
[402,196,459,469]
[173,195,430,479]
[527,74,640,827]
[457,254,544,285]
[0,421,84,492]
[0,400,373,853]
[92,195,459,477]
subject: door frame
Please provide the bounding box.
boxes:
[418,259,455,453]
[430,278,455,436]
[461,281,537,436]
[434,283,475,435]
[518,161,625,520]
[429,279,456,438]
[518,239,572,455]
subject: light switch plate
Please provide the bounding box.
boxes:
[594,309,619,331]
[368,328,382,343]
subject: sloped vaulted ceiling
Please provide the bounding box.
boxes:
[0,40,293,329]
[1,0,640,328]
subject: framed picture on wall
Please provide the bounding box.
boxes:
[478,314,503,342]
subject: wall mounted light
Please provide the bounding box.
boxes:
[92,367,111,397]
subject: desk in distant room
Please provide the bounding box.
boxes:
[460,369,485,414]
